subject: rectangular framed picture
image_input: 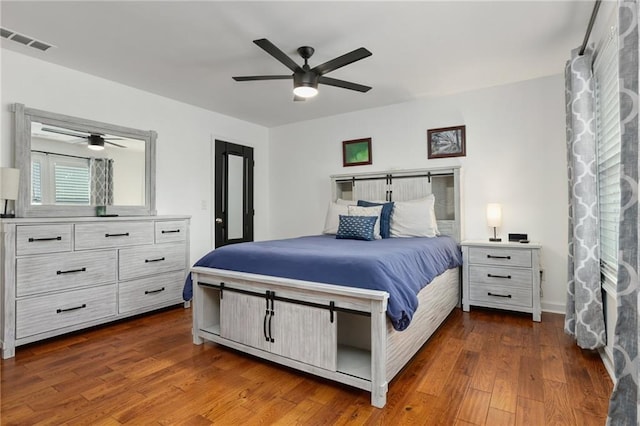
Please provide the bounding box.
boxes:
[342,138,372,167]
[427,125,466,159]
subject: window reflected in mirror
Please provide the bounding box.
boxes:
[30,122,146,207]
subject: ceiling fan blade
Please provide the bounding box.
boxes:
[318,76,372,93]
[253,39,302,73]
[105,140,127,148]
[293,95,306,102]
[42,127,88,138]
[311,47,372,76]
[233,75,292,81]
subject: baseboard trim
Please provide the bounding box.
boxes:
[541,301,565,314]
[599,346,616,383]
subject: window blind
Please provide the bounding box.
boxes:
[53,162,90,205]
[31,160,42,204]
[594,29,621,289]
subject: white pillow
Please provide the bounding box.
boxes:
[390,195,439,238]
[348,205,383,239]
[323,202,350,234]
[336,198,355,206]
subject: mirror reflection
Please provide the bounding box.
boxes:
[30,122,146,207]
[227,154,244,240]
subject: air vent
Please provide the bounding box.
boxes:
[0,27,54,52]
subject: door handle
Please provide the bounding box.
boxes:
[215,218,223,224]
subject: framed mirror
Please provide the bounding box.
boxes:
[11,103,156,217]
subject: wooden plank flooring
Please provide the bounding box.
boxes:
[0,306,612,425]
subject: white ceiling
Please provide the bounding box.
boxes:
[1,1,594,128]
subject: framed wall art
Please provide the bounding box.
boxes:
[427,125,466,159]
[342,138,372,167]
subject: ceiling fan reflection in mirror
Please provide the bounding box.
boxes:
[233,38,372,101]
[41,127,126,151]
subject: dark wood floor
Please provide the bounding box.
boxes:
[0,306,612,425]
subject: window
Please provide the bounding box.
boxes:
[31,153,91,205]
[31,158,42,204]
[594,26,621,291]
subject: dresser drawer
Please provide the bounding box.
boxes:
[16,225,72,256]
[155,220,187,244]
[469,283,532,308]
[118,271,185,314]
[16,284,117,339]
[468,265,532,289]
[468,247,531,268]
[119,242,186,281]
[75,221,154,250]
[16,250,117,297]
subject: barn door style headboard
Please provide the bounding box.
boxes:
[330,167,461,242]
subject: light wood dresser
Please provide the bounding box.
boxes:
[1,215,190,358]
[461,240,542,322]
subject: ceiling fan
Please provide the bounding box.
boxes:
[233,38,372,101]
[41,127,126,151]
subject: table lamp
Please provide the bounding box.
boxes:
[0,168,20,218]
[486,203,502,242]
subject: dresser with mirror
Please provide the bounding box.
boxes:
[1,104,190,359]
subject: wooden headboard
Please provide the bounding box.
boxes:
[330,166,461,242]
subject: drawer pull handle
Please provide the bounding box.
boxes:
[487,273,511,279]
[105,232,130,237]
[145,287,165,295]
[145,257,166,263]
[488,292,512,299]
[57,267,87,275]
[161,229,180,234]
[28,236,62,242]
[56,304,87,313]
[487,255,511,260]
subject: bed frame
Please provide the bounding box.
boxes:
[191,166,461,408]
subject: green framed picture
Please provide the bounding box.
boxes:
[342,138,372,167]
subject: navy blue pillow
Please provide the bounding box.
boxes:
[336,215,377,241]
[358,200,394,238]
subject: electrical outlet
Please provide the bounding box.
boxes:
[201,200,207,210]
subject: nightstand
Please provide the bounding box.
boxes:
[461,240,541,322]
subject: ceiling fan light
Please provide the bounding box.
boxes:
[87,135,105,151]
[293,85,318,98]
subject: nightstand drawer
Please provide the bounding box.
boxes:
[468,247,531,268]
[469,283,532,308]
[468,265,532,289]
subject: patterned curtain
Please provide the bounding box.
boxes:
[607,1,639,423]
[90,158,114,206]
[564,47,607,349]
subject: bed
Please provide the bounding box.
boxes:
[189,166,461,408]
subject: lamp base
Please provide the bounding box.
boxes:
[489,237,502,242]
[0,213,15,218]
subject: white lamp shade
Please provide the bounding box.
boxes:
[486,203,502,227]
[0,168,20,200]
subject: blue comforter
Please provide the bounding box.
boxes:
[183,235,462,331]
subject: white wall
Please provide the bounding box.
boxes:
[269,74,568,313]
[0,49,270,263]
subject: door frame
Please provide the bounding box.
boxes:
[213,139,254,248]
